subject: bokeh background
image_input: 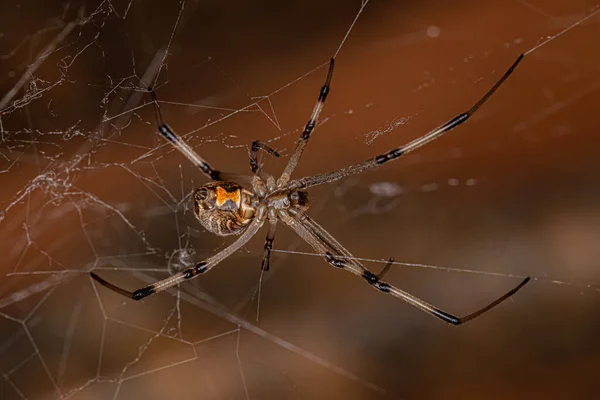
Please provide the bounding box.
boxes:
[1,0,600,399]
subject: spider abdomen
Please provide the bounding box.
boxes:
[194,182,256,236]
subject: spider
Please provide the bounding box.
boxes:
[91,54,530,325]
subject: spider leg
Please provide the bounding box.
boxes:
[250,140,280,181]
[281,208,529,325]
[260,211,278,271]
[277,59,335,187]
[287,54,524,191]
[377,257,395,280]
[91,205,267,300]
[148,88,247,182]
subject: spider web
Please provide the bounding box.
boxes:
[1,1,600,399]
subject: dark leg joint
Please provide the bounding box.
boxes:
[362,271,392,293]
[362,270,378,285]
[132,286,155,301]
[375,148,404,165]
[184,262,208,280]
[375,155,388,164]
[387,148,404,160]
[317,58,334,101]
[443,112,469,128]
[195,262,208,274]
[301,122,315,140]
[324,252,346,268]
[374,281,391,293]
[158,124,177,143]
[431,308,461,325]
[261,238,273,271]
[318,86,330,102]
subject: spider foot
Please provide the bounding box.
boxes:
[377,257,395,280]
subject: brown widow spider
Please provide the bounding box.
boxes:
[91,54,530,325]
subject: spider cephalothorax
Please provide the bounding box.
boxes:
[91,55,530,325]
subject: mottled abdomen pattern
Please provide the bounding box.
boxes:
[194,182,256,236]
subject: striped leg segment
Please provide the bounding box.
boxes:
[260,215,278,271]
[278,58,335,186]
[282,207,529,325]
[91,206,267,300]
[287,54,524,191]
[148,88,222,181]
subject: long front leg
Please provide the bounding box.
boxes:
[287,54,524,191]
[149,88,247,182]
[91,205,267,300]
[277,59,335,187]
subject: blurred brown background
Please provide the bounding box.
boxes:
[1,0,600,399]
